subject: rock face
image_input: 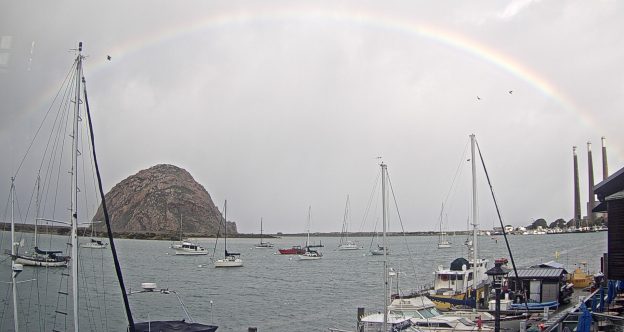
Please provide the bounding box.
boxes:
[93,164,236,236]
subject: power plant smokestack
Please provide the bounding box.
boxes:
[602,136,609,180]
[587,142,595,226]
[573,146,581,225]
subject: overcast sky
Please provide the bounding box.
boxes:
[1,0,623,234]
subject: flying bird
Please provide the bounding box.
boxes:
[476,96,481,101]
[107,55,111,61]
[508,90,513,94]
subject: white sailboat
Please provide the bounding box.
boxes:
[214,200,243,267]
[12,175,71,267]
[80,218,108,249]
[437,203,452,249]
[171,213,207,255]
[299,206,322,260]
[358,163,419,332]
[255,217,274,248]
[426,134,489,310]
[338,195,361,250]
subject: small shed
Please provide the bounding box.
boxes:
[593,166,624,279]
[507,267,568,304]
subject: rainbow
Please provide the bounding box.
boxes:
[32,6,598,134]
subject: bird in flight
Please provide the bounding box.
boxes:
[476,96,481,101]
[107,55,112,61]
[508,90,513,94]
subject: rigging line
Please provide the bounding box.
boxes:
[442,141,470,207]
[385,171,419,281]
[12,62,77,179]
[475,139,529,314]
[358,171,380,233]
[82,74,136,331]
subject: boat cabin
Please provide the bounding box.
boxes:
[432,257,489,295]
[506,266,573,306]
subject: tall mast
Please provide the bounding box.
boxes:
[381,162,388,331]
[470,134,478,267]
[10,178,20,332]
[260,217,263,243]
[34,174,40,247]
[306,206,311,247]
[224,200,227,256]
[70,42,83,332]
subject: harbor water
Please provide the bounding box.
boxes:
[0,231,607,331]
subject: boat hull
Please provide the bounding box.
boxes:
[15,255,69,267]
[174,249,208,256]
[214,258,243,267]
[278,247,306,255]
[80,242,108,249]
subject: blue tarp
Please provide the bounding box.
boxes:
[576,302,592,332]
[599,286,605,312]
[607,280,616,304]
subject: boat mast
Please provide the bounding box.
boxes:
[306,205,311,247]
[381,162,388,331]
[10,178,20,332]
[470,134,479,271]
[34,174,40,247]
[69,42,83,332]
[260,217,263,244]
[223,200,227,256]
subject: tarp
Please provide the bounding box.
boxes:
[607,280,616,304]
[576,302,592,332]
[133,320,218,332]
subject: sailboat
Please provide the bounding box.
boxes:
[357,163,419,332]
[338,195,361,250]
[80,219,108,249]
[426,134,490,310]
[298,206,322,260]
[5,43,217,331]
[255,218,274,248]
[370,216,390,256]
[437,203,452,249]
[171,213,208,255]
[13,175,70,267]
[214,200,243,267]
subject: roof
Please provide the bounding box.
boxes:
[532,260,567,270]
[594,166,624,201]
[593,189,624,212]
[509,267,565,279]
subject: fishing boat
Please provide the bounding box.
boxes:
[570,262,594,289]
[171,214,208,255]
[278,245,306,255]
[298,206,323,260]
[437,203,452,249]
[255,218,274,248]
[338,195,361,250]
[214,200,243,267]
[426,135,489,310]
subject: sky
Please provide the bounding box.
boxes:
[1,0,623,234]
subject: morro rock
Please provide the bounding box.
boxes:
[92,164,236,236]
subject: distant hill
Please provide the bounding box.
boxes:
[92,164,236,237]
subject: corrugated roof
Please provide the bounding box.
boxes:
[510,268,565,279]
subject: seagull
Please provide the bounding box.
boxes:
[107,55,112,61]
[476,96,481,101]
[508,90,513,94]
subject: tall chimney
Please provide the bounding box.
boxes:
[587,142,595,226]
[602,136,608,180]
[573,146,581,225]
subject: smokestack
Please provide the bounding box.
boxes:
[573,146,581,224]
[587,142,595,225]
[602,136,608,180]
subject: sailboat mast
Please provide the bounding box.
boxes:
[470,134,479,269]
[306,206,311,247]
[260,217,263,243]
[10,178,19,332]
[381,162,388,331]
[34,174,40,247]
[224,200,227,256]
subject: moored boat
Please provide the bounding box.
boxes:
[278,245,306,255]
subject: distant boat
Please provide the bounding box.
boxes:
[437,203,452,249]
[80,215,108,249]
[298,206,322,260]
[338,195,361,250]
[255,218,274,249]
[214,200,243,267]
[278,246,306,255]
[171,213,207,256]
